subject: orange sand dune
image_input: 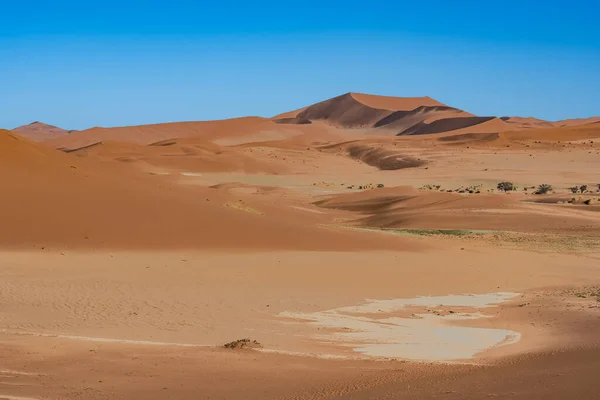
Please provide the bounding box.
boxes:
[293,93,396,128]
[500,116,600,130]
[349,92,447,111]
[274,93,446,122]
[72,138,288,174]
[319,140,426,170]
[501,116,555,129]
[315,186,600,233]
[373,106,473,133]
[434,120,600,147]
[273,105,309,119]
[57,119,352,174]
[291,93,469,133]
[273,93,519,136]
[12,121,70,142]
[401,116,511,136]
[47,117,281,149]
[555,116,600,127]
[46,116,347,154]
[500,121,600,142]
[0,129,410,251]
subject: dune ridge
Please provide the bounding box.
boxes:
[35,93,600,150]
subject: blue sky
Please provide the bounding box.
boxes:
[1,1,599,130]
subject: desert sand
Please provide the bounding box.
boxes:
[1,93,600,399]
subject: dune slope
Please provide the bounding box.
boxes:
[0,130,405,251]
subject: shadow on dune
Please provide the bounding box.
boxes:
[273,117,312,125]
[314,187,600,234]
[400,116,497,135]
[346,145,426,170]
[437,132,500,143]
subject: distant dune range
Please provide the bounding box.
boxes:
[9,92,593,154]
[273,92,600,136]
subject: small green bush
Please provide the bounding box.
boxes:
[534,184,553,195]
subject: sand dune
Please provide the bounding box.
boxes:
[400,116,510,135]
[501,116,555,129]
[555,116,600,127]
[4,92,600,400]
[276,92,459,131]
[72,138,288,174]
[12,121,70,142]
[500,121,600,142]
[273,92,535,136]
[37,93,600,155]
[501,116,600,129]
[0,129,407,251]
[47,117,283,149]
[294,93,395,128]
[349,92,446,110]
[373,105,473,131]
[315,186,600,233]
[320,141,426,170]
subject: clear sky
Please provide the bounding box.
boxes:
[1,1,599,130]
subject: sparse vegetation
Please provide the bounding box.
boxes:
[534,184,552,195]
[223,339,262,349]
[466,184,482,194]
[580,185,588,193]
[421,184,441,190]
[565,287,600,302]
[402,229,471,237]
[377,183,385,188]
[569,186,580,194]
[497,181,515,192]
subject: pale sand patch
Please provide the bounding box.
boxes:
[147,171,170,176]
[280,293,520,361]
[0,329,207,348]
[0,396,41,400]
[180,172,203,177]
[290,206,325,214]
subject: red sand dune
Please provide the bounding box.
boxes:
[12,121,70,142]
